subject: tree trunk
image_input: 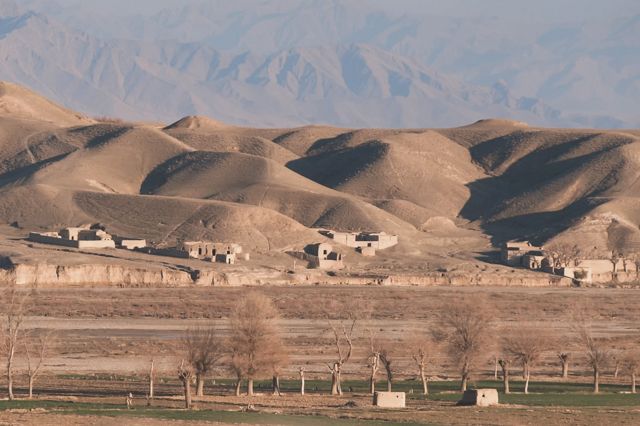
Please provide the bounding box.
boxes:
[494,357,498,380]
[593,368,600,394]
[614,362,620,379]
[272,375,281,396]
[524,371,530,394]
[386,377,392,392]
[330,363,340,395]
[182,379,192,409]
[561,360,569,379]
[148,359,155,400]
[419,366,428,396]
[461,371,469,392]
[235,379,242,396]
[299,369,305,395]
[500,361,510,394]
[196,374,204,397]
[28,374,34,399]
[7,356,13,401]
[632,372,637,394]
[336,368,343,395]
[247,378,254,396]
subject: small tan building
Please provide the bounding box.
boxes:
[501,241,542,266]
[358,246,376,257]
[29,227,116,249]
[214,253,236,264]
[180,241,244,260]
[305,243,344,270]
[321,230,399,250]
[458,389,499,407]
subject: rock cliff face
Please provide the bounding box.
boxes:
[0,264,196,287]
[0,263,573,288]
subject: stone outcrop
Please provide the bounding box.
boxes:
[0,262,575,288]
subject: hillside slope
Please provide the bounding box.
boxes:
[1,82,640,263]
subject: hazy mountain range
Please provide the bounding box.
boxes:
[0,0,638,128]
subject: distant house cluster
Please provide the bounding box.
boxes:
[29,227,246,265]
[142,241,248,264]
[501,240,636,283]
[318,230,398,257]
[29,227,145,250]
[295,229,399,271]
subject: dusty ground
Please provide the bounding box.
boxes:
[10,286,640,380]
[0,285,636,424]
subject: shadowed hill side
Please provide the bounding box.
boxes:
[1,82,640,262]
[436,119,531,148]
[288,131,488,219]
[24,126,193,194]
[73,191,327,251]
[461,127,640,243]
[140,150,417,236]
[271,125,347,156]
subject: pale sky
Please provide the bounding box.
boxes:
[23,0,639,21]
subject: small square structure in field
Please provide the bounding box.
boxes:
[458,389,499,407]
[373,391,405,408]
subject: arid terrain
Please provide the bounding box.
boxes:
[0,82,639,424]
[1,286,639,425]
[0,82,639,287]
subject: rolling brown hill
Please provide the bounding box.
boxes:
[0,82,639,264]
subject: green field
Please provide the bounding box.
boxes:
[0,378,638,425]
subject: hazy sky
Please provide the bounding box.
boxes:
[24,0,639,21]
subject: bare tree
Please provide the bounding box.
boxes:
[228,292,285,396]
[24,331,54,399]
[269,344,288,396]
[609,247,624,279]
[326,314,356,396]
[503,329,548,394]
[230,349,244,397]
[184,326,223,397]
[612,353,622,379]
[439,299,492,391]
[630,253,640,279]
[379,346,395,392]
[558,352,570,379]
[545,243,581,274]
[177,360,194,409]
[299,367,305,395]
[574,318,611,393]
[148,359,155,402]
[366,331,381,395]
[623,351,640,393]
[408,334,435,396]
[0,286,31,400]
[498,358,511,394]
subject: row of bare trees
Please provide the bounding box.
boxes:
[2,286,634,406]
[176,292,287,408]
[0,287,54,400]
[172,294,639,408]
[448,300,640,395]
[545,241,640,280]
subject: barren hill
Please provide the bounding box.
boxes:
[1,82,640,271]
[0,82,93,126]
